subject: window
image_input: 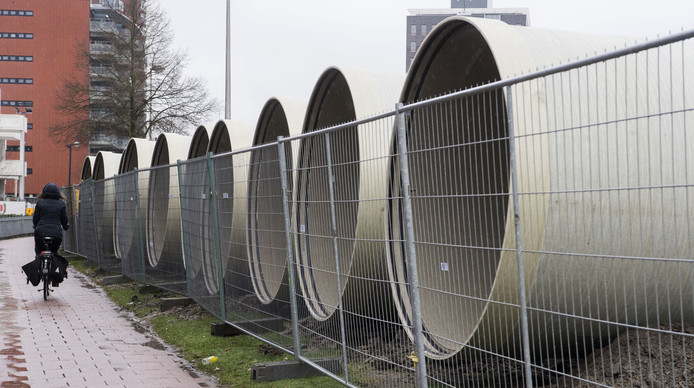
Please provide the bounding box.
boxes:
[0,10,33,16]
[0,100,33,107]
[0,55,33,62]
[0,32,33,39]
[27,123,33,129]
[410,24,416,36]
[421,25,427,36]
[26,168,32,175]
[0,78,33,84]
[410,41,417,53]
[7,145,32,152]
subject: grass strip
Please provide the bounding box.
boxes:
[67,255,343,387]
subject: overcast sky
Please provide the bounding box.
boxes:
[164,0,694,135]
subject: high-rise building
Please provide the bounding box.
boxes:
[0,0,90,195]
[0,0,129,196]
[406,0,530,70]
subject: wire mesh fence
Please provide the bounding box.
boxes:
[68,31,694,387]
[145,163,188,294]
[179,155,224,318]
[92,177,121,273]
[61,185,78,253]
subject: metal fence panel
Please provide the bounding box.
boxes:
[284,115,419,386]
[222,144,296,352]
[115,170,146,282]
[92,177,121,273]
[145,163,187,294]
[76,180,98,262]
[509,38,694,387]
[61,185,78,253]
[179,156,223,319]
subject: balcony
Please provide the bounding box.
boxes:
[0,160,26,179]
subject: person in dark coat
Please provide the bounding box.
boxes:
[23,183,70,286]
[33,182,70,255]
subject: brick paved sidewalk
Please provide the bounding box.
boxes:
[0,236,218,388]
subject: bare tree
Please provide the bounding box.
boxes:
[52,0,218,145]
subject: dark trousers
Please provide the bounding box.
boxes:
[34,234,62,256]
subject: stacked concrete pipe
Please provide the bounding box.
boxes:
[295,67,403,321]
[114,138,156,266]
[146,133,192,273]
[206,120,250,296]
[247,98,306,304]
[92,151,122,261]
[387,16,694,360]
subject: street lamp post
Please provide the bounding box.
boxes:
[66,141,80,186]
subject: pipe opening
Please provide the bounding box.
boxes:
[296,70,360,320]
[389,21,510,358]
[248,102,292,304]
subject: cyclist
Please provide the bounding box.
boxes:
[32,183,70,285]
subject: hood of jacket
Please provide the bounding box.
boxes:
[41,183,61,200]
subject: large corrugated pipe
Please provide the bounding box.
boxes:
[387,16,694,360]
[188,123,215,160]
[146,133,192,268]
[247,98,305,304]
[92,151,122,260]
[80,156,96,181]
[295,67,403,321]
[206,120,250,295]
[114,138,155,264]
[183,124,215,281]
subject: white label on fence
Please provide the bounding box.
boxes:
[300,224,306,233]
[440,262,449,272]
[130,197,134,201]
[223,192,229,199]
[168,194,173,199]
[202,194,207,199]
[150,241,154,247]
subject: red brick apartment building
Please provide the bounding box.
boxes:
[0,0,90,196]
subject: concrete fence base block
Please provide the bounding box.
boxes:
[101,275,129,286]
[138,285,163,294]
[160,297,193,312]
[210,322,241,337]
[237,318,285,333]
[250,358,342,382]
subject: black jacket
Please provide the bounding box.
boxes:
[33,183,69,238]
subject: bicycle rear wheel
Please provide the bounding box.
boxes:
[43,275,49,300]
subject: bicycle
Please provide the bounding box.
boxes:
[38,236,56,300]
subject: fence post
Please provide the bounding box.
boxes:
[395,103,427,388]
[177,159,191,297]
[90,179,104,269]
[207,152,226,320]
[133,168,147,284]
[505,86,534,388]
[277,137,302,358]
[324,131,350,382]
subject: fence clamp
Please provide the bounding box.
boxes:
[407,351,419,367]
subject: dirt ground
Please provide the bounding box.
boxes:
[546,323,694,387]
